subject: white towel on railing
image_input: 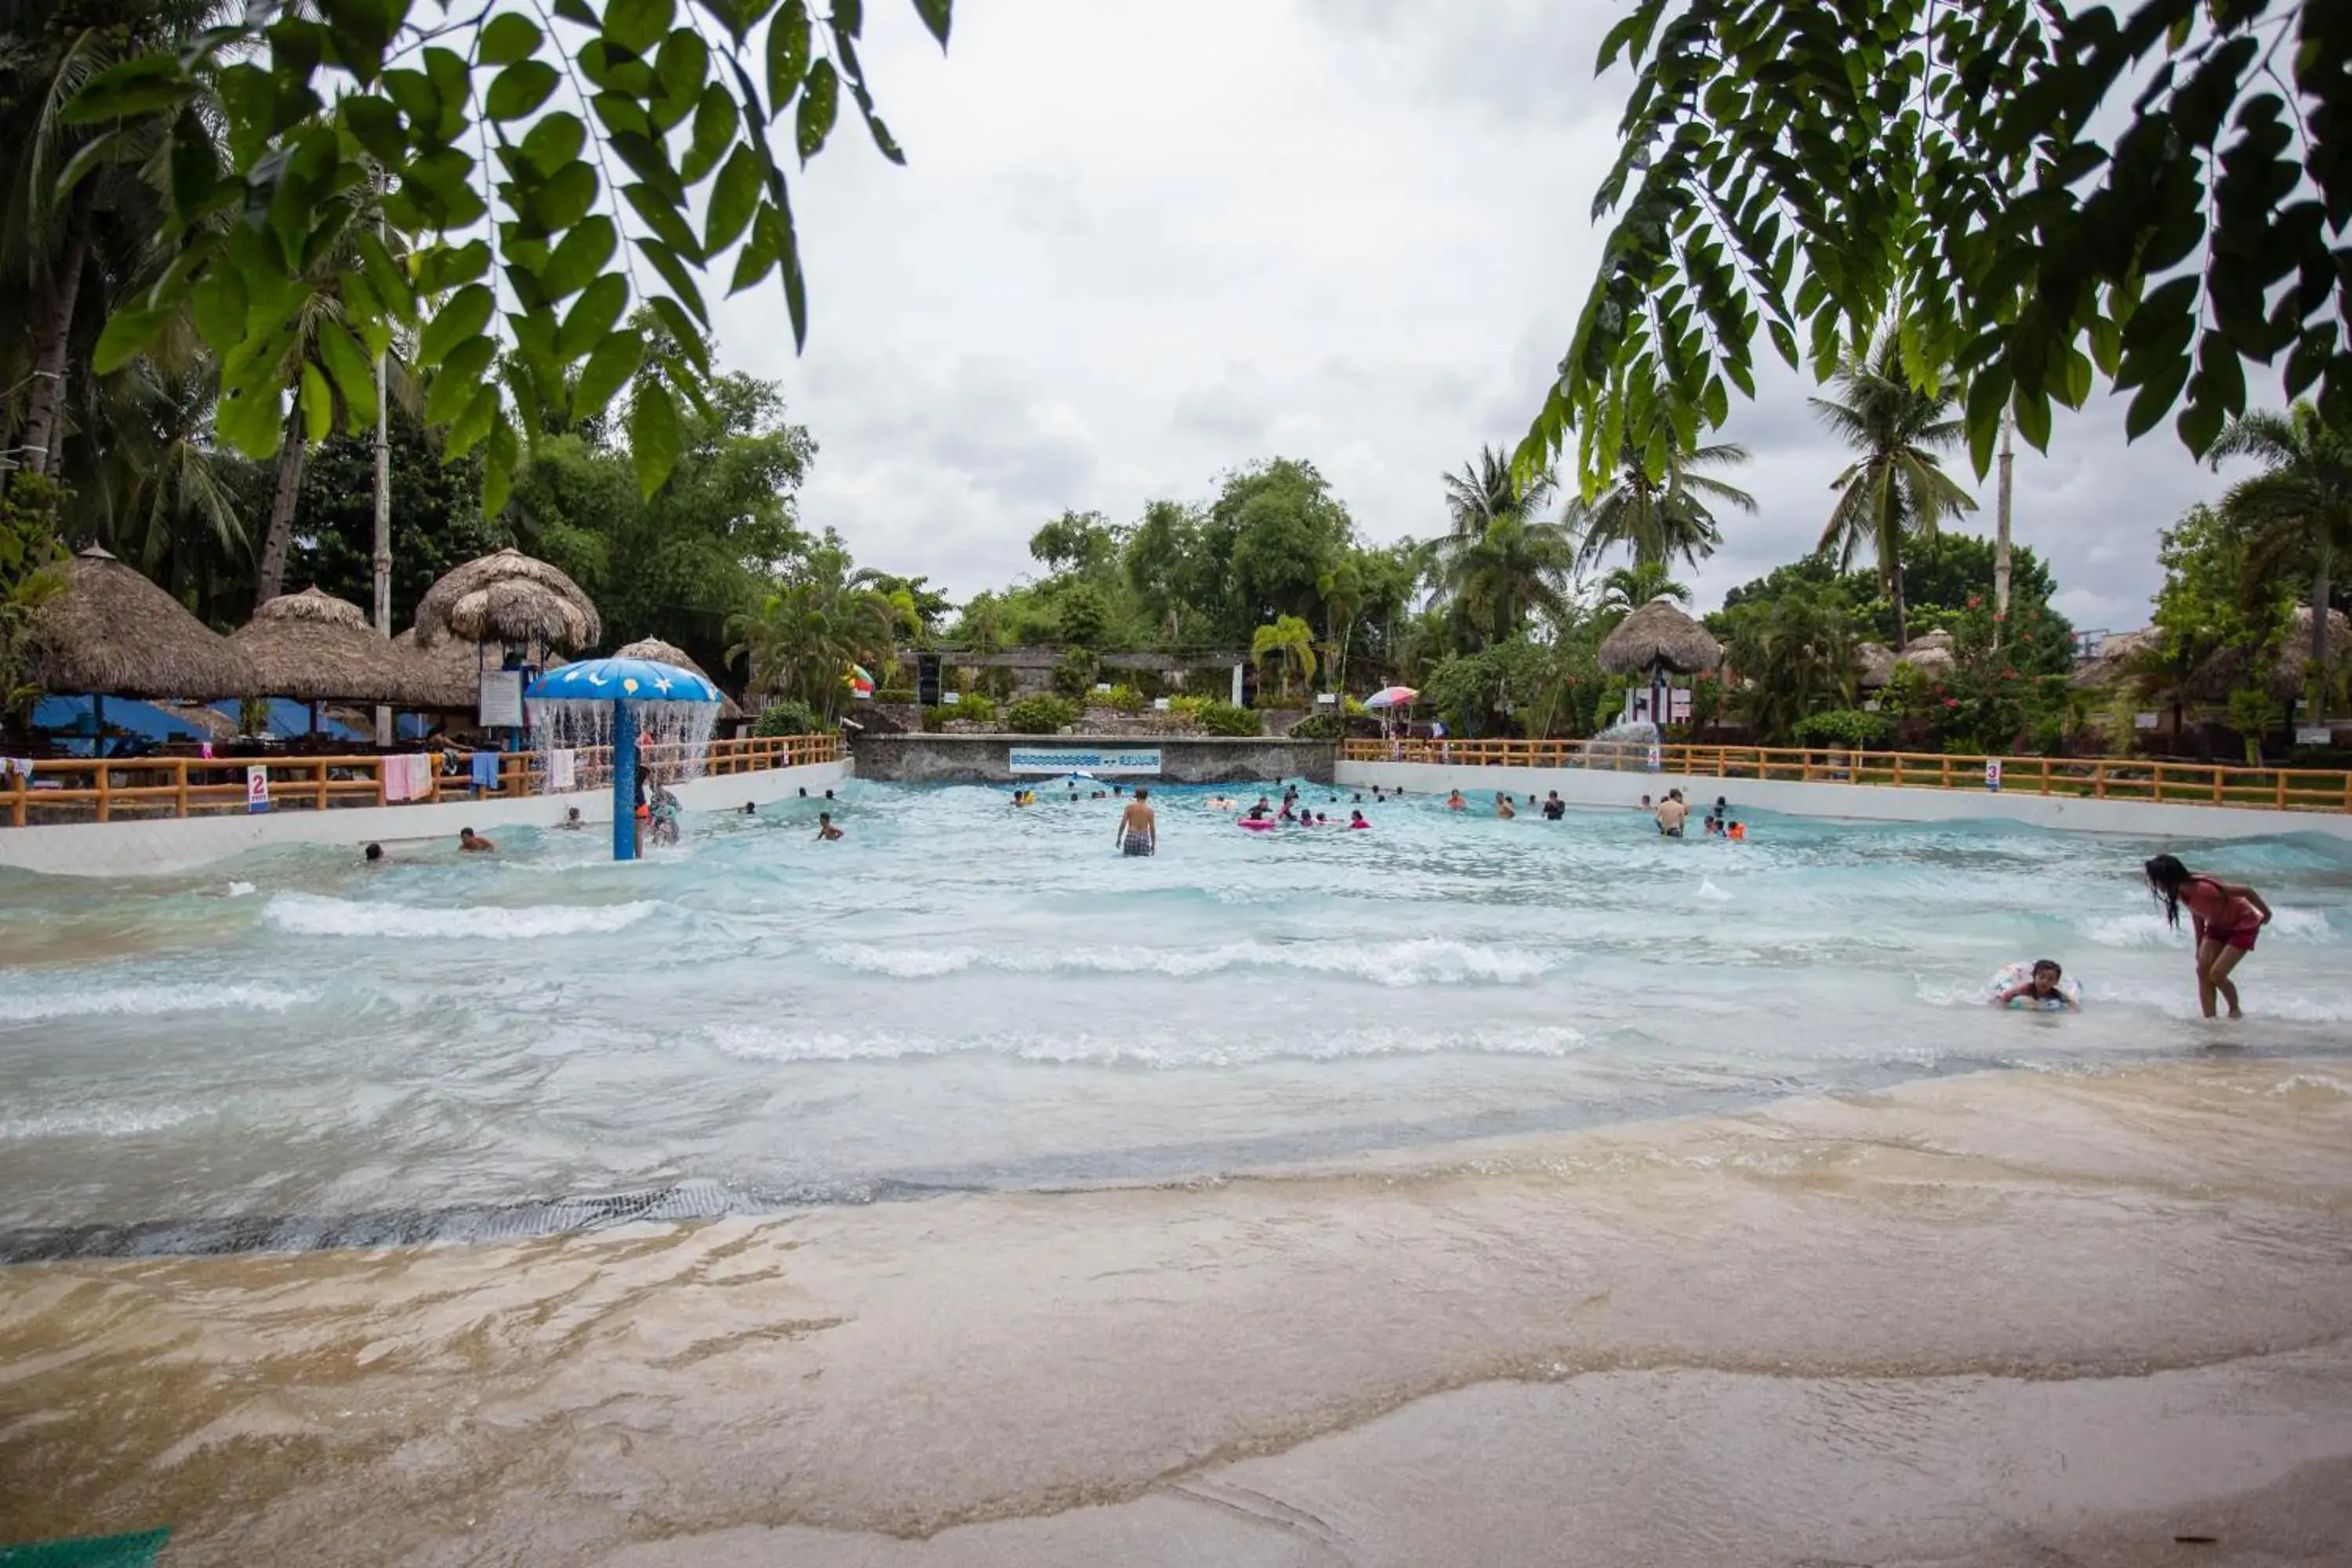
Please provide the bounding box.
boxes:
[385,753,432,802]
[549,748,576,793]
[383,755,412,803]
[0,757,31,779]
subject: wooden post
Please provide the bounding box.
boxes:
[95,760,110,822]
[176,758,190,818]
[9,768,24,827]
[314,760,328,811]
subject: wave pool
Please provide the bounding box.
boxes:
[3,780,2349,1258]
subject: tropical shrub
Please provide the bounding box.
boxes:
[1789,709,1891,749]
[1101,684,1146,713]
[1286,710,1347,740]
[1005,695,1080,735]
[1051,648,1099,698]
[754,699,827,737]
[1196,700,1261,736]
[874,686,919,705]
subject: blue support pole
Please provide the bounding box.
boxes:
[611,701,637,862]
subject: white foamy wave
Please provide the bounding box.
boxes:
[226,880,256,898]
[705,1022,1588,1068]
[2078,906,2332,948]
[817,938,1559,986]
[0,982,310,1024]
[265,892,658,939]
[1696,878,1733,902]
[0,1105,198,1141]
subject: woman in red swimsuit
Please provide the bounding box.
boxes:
[2143,854,2274,1019]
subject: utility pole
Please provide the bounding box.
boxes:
[1993,412,2014,648]
[372,169,394,749]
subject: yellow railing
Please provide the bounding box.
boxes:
[2,734,844,828]
[1338,739,2352,814]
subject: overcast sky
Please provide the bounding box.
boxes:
[706,0,2251,633]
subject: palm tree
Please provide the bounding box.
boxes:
[1316,554,1365,696]
[1809,332,1978,651]
[2209,401,2352,713]
[1571,434,1755,572]
[726,544,896,722]
[1426,445,1577,647]
[0,1,223,480]
[1595,562,1690,621]
[62,354,251,588]
[1722,582,1862,740]
[1250,615,1316,702]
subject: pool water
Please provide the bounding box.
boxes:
[2,782,2348,1257]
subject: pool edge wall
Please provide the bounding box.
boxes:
[850,733,1335,786]
[1336,758,2352,844]
[0,757,855,878]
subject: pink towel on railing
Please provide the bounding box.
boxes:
[384,753,433,803]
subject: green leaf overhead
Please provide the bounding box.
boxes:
[69,0,953,496]
[1523,0,2352,498]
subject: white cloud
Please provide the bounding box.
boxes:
[708,0,2238,632]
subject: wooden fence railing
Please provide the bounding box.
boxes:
[2,734,844,828]
[1338,738,2352,815]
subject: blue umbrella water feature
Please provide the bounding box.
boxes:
[524,658,723,862]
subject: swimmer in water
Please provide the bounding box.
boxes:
[1348,809,1370,829]
[364,842,387,865]
[459,827,495,853]
[815,811,844,841]
[1446,789,1467,811]
[557,807,585,831]
[1726,819,1745,841]
[1116,788,1156,856]
[1993,958,2078,1011]
[1655,791,1688,837]
[1495,793,1515,819]
[2144,852,2272,1018]
[1207,795,1236,811]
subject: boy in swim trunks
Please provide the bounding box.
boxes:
[2143,853,2272,1018]
[1117,788,1156,856]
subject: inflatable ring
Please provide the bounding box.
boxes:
[1236,818,1279,832]
[1988,961,2081,1011]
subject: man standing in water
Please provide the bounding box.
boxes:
[1655,790,1689,837]
[1117,787,1156,856]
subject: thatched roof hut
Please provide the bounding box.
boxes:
[1856,641,1897,690]
[2194,605,2352,699]
[1897,630,1956,675]
[413,548,600,652]
[2069,626,2159,690]
[230,587,426,705]
[392,628,570,712]
[1599,596,1722,676]
[612,637,745,720]
[27,546,260,700]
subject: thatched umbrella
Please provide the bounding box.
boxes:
[1600,595,1722,730]
[28,548,260,750]
[413,548,600,652]
[230,588,426,719]
[613,637,745,720]
[1856,641,1898,691]
[2068,626,2158,691]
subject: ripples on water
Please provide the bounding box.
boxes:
[1,781,2348,1256]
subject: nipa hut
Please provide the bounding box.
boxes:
[230,587,424,706]
[1897,630,1956,676]
[28,546,260,701]
[2194,604,2352,701]
[612,637,746,721]
[413,548,600,653]
[1599,596,1722,729]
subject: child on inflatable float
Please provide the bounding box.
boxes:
[1990,959,2081,1011]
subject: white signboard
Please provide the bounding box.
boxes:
[2134,711,2161,731]
[2297,725,2333,746]
[245,764,270,814]
[477,670,524,728]
[1009,747,1163,775]
[1984,759,2003,793]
